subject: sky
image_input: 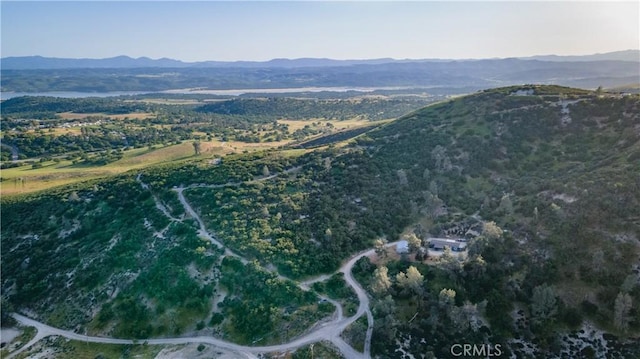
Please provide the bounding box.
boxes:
[1,1,638,62]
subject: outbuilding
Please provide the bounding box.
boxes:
[396,240,409,254]
[428,238,467,252]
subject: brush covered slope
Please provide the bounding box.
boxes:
[2,85,639,357]
[349,85,640,357]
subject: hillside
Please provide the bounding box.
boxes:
[2,85,639,358]
[351,86,640,356]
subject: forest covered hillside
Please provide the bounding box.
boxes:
[2,85,639,358]
[350,85,640,356]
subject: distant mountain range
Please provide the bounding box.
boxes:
[2,50,638,70]
[2,51,638,94]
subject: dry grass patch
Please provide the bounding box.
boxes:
[58,112,153,120]
[24,128,83,136]
[0,141,238,196]
[277,118,376,133]
[222,139,291,152]
[1,170,111,195]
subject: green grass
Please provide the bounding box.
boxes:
[0,141,229,196]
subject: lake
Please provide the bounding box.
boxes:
[0,86,418,100]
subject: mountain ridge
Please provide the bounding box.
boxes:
[2,50,639,69]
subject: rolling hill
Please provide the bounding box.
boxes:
[2,85,639,358]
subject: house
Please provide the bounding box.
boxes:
[396,240,409,254]
[428,238,467,252]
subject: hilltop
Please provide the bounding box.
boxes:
[1,85,639,358]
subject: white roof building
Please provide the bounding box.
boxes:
[396,240,409,254]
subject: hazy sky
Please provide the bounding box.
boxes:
[2,1,638,61]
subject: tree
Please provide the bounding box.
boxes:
[396,169,408,186]
[440,247,462,278]
[397,266,424,295]
[499,195,513,215]
[68,191,81,202]
[374,238,388,259]
[620,274,637,293]
[325,228,332,239]
[439,288,456,307]
[192,141,202,155]
[614,292,632,332]
[371,266,392,295]
[531,285,557,325]
[468,254,487,277]
[403,233,422,253]
[448,301,483,333]
[372,295,397,341]
[482,221,503,240]
[415,247,428,261]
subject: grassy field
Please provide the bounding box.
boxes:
[0,141,232,196]
[277,118,381,133]
[1,118,390,196]
[24,127,83,136]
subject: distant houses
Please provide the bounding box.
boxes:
[428,238,467,252]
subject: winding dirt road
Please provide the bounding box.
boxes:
[10,168,385,359]
[10,244,381,359]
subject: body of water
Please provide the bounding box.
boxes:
[1,86,420,100]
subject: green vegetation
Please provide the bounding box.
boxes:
[312,273,359,316]
[196,97,427,121]
[341,316,368,352]
[2,85,639,357]
[218,257,331,345]
[2,95,431,160]
[0,141,218,196]
[291,341,345,359]
[347,85,640,357]
[1,94,426,195]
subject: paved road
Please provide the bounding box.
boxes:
[10,168,381,359]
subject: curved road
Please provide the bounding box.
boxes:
[10,243,385,359]
[10,168,388,359]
